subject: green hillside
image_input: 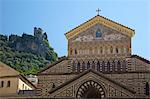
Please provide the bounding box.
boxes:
[0,27,58,75]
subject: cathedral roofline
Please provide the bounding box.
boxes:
[49,69,136,94]
[131,55,150,64]
[37,56,67,74]
[65,15,135,40]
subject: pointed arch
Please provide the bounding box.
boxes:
[102,61,105,72]
[122,60,126,71]
[92,61,95,70]
[76,80,105,99]
[75,49,77,55]
[97,61,100,72]
[112,60,115,72]
[116,47,119,54]
[82,61,85,71]
[107,61,110,72]
[77,62,80,73]
[117,60,121,72]
[87,61,90,69]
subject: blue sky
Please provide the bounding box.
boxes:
[0,0,150,60]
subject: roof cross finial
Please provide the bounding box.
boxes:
[96,8,101,15]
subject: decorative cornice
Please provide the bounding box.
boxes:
[65,15,135,40]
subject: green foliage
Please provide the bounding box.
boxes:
[0,32,58,75]
[0,34,7,42]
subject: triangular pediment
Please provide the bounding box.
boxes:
[71,23,130,42]
[49,69,135,98]
[65,15,135,40]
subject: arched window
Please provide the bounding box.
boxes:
[97,61,100,71]
[82,62,85,71]
[122,60,126,71]
[107,61,110,72]
[7,81,10,87]
[87,61,90,69]
[96,30,102,38]
[102,61,105,72]
[52,83,55,88]
[117,61,121,72]
[1,81,4,87]
[77,62,80,73]
[116,48,118,53]
[112,61,115,72]
[75,49,77,55]
[145,82,149,95]
[92,61,95,70]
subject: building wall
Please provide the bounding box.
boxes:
[0,77,33,95]
[36,74,76,96]
[36,17,150,98]
[68,23,131,58]
[105,72,150,97]
[18,78,33,91]
[0,77,18,95]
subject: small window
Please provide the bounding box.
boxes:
[22,84,24,89]
[52,83,55,88]
[77,62,80,72]
[116,48,118,53]
[1,81,4,87]
[87,61,90,69]
[97,61,100,71]
[96,31,102,38]
[25,86,27,90]
[75,49,77,55]
[82,62,85,71]
[145,82,149,95]
[7,81,10,87]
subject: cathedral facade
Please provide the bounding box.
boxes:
[37,15,150,98]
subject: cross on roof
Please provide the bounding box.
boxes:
[96,8,101,15]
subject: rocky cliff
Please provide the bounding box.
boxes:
[0,27,58,74]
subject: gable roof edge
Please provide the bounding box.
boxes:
[131,55,150,64]
[65,15,135,40]
[37,56,67,74]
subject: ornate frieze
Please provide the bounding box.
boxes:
[72,35,94,42]
[104,33,126,41]
[65,15,134,40]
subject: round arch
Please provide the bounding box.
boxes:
[76,80,106,99]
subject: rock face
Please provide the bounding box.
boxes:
[0,27,58,74]
[8,27,57,61]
